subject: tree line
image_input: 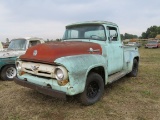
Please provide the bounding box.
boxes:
[121,33,138,40]
[121,25,160,40]
[141,26,160,39]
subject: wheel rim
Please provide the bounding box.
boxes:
[6,67,16,79]
[87,81,99,98]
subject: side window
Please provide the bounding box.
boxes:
[29,40,41,47]
[68,30,78,38]
[108,27,118,41]
[84,30,105,40]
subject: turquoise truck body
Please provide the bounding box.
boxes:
[15,21,140,105]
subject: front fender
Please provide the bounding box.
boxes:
[54,54,107,94]
[0,57,17,70]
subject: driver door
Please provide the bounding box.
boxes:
[105,26,123,75]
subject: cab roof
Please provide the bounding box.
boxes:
[12,37,43,41]
[66,21,118,27]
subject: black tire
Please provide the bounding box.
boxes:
[79,72,104,106]
[0,65,17,81]
[128,59,138,77]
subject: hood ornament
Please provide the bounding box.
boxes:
[31,65,39,71]
[33,50,37,56]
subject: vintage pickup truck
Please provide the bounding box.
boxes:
[0,37,44,80]
[14,21,139,105]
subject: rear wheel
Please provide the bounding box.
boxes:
[0,65,17,80]
[79,72,104,105]
[128,59,138,77]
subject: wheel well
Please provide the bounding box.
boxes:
[0,64,15,72]
[134,57,139,62]
[88,66,105,84]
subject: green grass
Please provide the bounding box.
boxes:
[8,115,20,120]
[0,47,160,120]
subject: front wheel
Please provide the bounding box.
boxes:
[128,59,139,77]
[79,72,104,106]
[0,65,17,80]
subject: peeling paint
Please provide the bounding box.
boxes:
[0,50,25,58]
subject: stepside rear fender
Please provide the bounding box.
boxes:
[123,46,139,72]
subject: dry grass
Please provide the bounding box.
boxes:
[0,47,160,120]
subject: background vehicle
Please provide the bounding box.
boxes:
[14,21,139,105]
[145,40,160,48]
[0,42,3,51]
[127,42,142,47]
[0,37,44,80]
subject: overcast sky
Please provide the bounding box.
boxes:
[0,0,160,41]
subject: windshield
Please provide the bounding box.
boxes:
[8,39,27,50]
[63,25,106,41]
[0,42,3,49]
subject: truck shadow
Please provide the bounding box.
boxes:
[24,88,80,106]
[104,76,131,93]
[23,76,132,107]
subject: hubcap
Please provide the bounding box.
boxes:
[87,81,99,98]
[6,67,16,79]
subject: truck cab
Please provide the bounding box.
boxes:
[0,37,44,80]
[14,21,139,105]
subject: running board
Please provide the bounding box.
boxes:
[108,71,127,84]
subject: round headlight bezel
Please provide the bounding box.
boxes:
[54,66,68,81]
[16,61,22,71]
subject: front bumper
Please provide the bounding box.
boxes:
[14,77,66,99]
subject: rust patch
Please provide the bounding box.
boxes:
[20,41,102,64]
[57,79,69,86]
[19,71,25,76]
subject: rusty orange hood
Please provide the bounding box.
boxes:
[20,41,102,64]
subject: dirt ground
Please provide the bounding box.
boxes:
[0,47,160,120]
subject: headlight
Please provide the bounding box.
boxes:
[56,69,64,80]
[16,61,22,71]
[55,66,68,80]
[55,66,68,86]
